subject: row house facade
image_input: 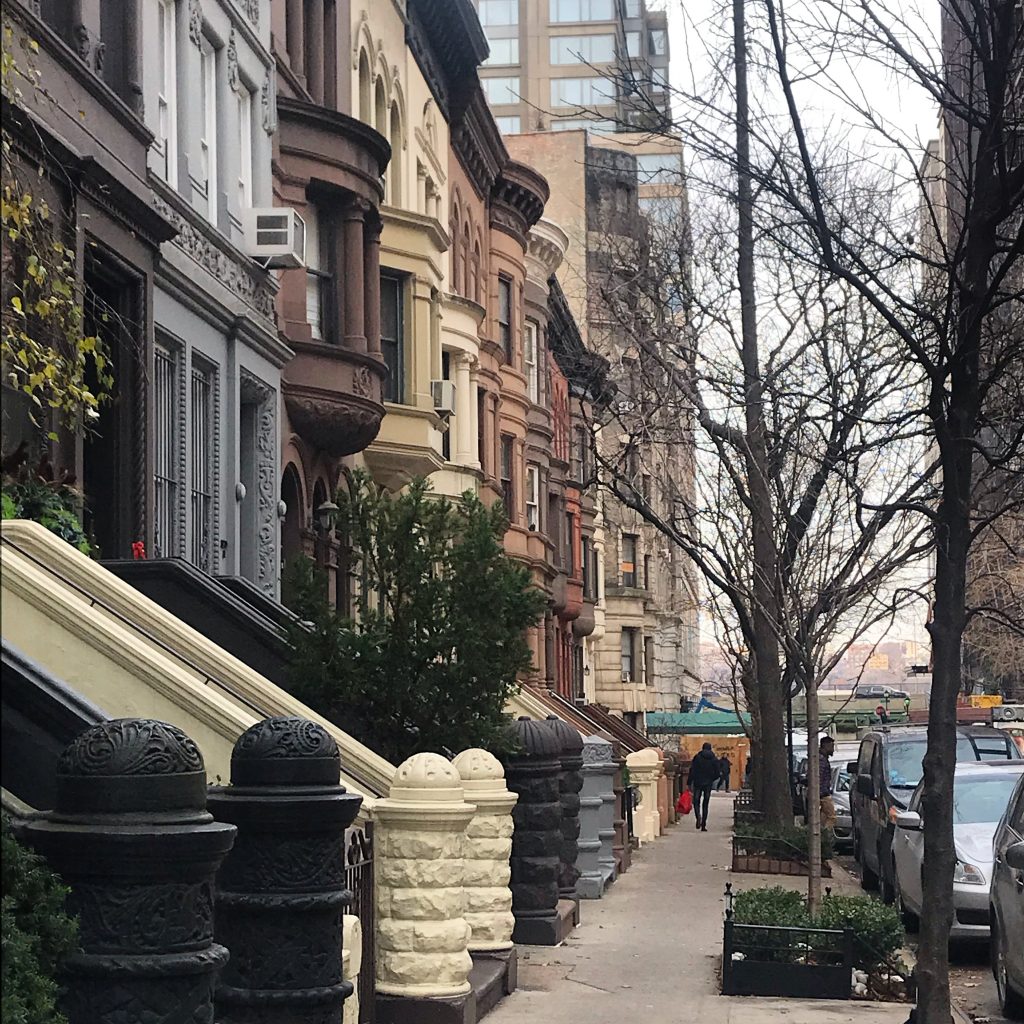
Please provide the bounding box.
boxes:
[3,0,617,699]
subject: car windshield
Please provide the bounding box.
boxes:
[884,736,1011,789]
[952,775,1020,824]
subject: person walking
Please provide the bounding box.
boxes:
[819,736,836,840]
[717,754,732,792]
[687,743,720,831]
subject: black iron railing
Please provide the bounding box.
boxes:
[345,822,375,1024]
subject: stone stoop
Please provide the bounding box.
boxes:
[512,898,577,946]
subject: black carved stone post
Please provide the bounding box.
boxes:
[544,715,583,922]
[501,717,572,946]
[21,719,237,1024]
[207,716,363,1024]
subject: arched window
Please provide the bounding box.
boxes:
[389,102,403,206]
[280,464,304,571]
[473,238,483,305]
[374,78,387,137]
[450,201,461,293]
[463,221,473,300]
[358,52,371,124]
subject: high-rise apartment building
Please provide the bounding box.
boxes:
[476,0,670,135]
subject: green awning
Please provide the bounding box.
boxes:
[646,711,751,735]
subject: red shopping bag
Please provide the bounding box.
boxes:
[676,790,693,815]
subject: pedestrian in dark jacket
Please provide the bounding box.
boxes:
[717,755,732,792]
[687,743,720,831]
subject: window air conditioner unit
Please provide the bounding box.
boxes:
[242,208,305,268]
[431,379,456,415]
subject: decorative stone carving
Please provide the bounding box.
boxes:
[626,748,663,844]
[189,0,203,45]
[352,364,372,398]
[283,383,384,458]
[150,191,277,320]
[93,41,106,73]
[451,749,516,953]
[544,716,583,904]
[374,753,476,1022]
[500,718,572,946]
[73,23,91,62]
[227,28,239,92]
[261,67,277,134]
[241,0,260,29]
[208,718,363,1024]
[241,370,278,597]
[22,720,236,1024]
[579,735,616,897]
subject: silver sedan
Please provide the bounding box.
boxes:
[892,762,1024,940]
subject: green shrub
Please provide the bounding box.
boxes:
[731,886,901,971]
[1,817,78,1024]
[735,822,833,861]
[817,894,903,969]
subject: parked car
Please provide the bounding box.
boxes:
[990,774,1024,1018]
[854,685,909,701]
[794,742,859,817]
[892,762,1024,940]
[849,725,1021,903]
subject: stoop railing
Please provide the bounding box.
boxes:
[345,822,376,1024]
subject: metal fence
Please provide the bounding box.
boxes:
[345,822,375,1024]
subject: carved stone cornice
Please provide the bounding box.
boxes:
[405,0,488,123]
[490,161,549,247]
[451,89,506,201]
[150,179,277,322]
[528,218,569,279]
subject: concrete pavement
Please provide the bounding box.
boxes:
[488,792,912,1024]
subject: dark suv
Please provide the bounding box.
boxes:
[850,725,1020,903]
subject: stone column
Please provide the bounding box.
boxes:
[544,716,583,922]
[207,717,363,1024]
[342,200,367,352]
[454,353,474,465]
[305,0,325,104]
[626,748,662,844]
[374,753,476,1024]
[452,749,518,998]
[363,212,382,355]
[501,718,573,946]
[285,0,304,80]
[22,720,236,1024]
[469,370,481,470]
[579,735,616,897]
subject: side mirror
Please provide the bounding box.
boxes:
[856,775,876,799]
[847,761,859,775]
[1006,841,1024,871]
[895,811,922,831]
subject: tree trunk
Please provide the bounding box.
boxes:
[734,0,790,829]
[805,672,822,916]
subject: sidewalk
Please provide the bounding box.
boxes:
[488,793,911,1024]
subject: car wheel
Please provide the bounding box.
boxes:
[993,916,1024,1019]
[894,869,918,933]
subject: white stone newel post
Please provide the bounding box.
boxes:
[626,748,662,844]
[342,914,362,1024]
[375,753,476,1000]
[452,748,517,953]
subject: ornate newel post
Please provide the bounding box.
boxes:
[501,717,574,946]
[452,748,519,1002]
[626,748,662,843]
[374,752,477,1024]
[207,716,363,1024]
[610,739,631,873]
[22,719,237,1024]
[578,734,616,897]
[544,716,583,924]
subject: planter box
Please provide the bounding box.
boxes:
[732,850,832,877]
[722,920,853,999]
